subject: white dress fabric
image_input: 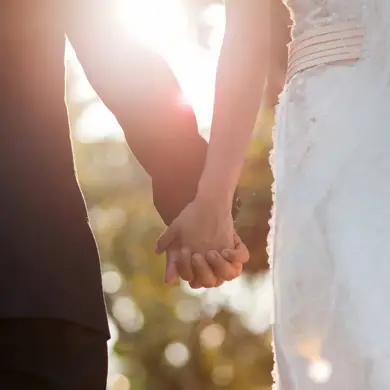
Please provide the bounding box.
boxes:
[269,1,390,389]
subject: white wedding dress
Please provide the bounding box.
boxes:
[269,0,390,389]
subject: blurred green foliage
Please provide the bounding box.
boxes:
[66,1,291,389]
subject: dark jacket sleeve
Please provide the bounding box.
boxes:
[64,0,239,224]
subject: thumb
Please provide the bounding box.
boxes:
[222,232,249,264]
[165,250,179,285]
[156,223,179,254]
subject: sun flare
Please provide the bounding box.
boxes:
[116,0,189,51]
[70,0,226,141]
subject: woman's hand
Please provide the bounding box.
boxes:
[164,232,250,288]
[156,194,235,256]
[189,232,249,288]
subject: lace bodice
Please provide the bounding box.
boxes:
[283,0,364,37]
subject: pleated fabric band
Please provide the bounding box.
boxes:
[287,22,366,82]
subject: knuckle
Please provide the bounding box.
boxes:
[229,255,238,263]
[202,276,217,288]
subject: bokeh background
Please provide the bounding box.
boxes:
[65,1,291,389]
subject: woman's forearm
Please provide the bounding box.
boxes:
[197,14,270,205]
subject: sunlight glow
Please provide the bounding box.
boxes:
[112,296,145,333]
[75,102,124,142]
[117,0,189,51]
[70,1,226,141]
[66,2,273,385]
[203,4,226,52]
[116,0,226,133]
[164,342,190,368]
[102,270,122,294]
[308,359,332,384]
[110,375,131,390]
[200,324,226,349]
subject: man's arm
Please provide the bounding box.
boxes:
[64,0,211,224]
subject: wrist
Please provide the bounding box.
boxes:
[195,187,236,216]
[197,178,235,203]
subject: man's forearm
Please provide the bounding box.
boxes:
[68,23,199,177]
[66,17,211,223]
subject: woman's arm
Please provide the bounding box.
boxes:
[157,0,272,259]
[197,0,271,206]
[266,0,290,107]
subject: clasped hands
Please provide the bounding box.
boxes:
[156,195,249,288]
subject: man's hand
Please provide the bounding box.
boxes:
[164,232,249,288]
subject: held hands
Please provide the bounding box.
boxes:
[164,232,249,288]
[156,195,249,288]
[157,194,236,254]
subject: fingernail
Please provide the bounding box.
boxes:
[221,250,230,259]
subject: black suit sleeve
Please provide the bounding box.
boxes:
[64,0,239,224]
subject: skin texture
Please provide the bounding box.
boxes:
[165,232,249,288]
[63,0,250,287]
[157,0,271,287]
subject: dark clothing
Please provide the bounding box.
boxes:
[2,0,211,340]
[0,319,107,390]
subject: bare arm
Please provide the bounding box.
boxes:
[64,0,209,224]
[197,0,271,205]
[266,0,290,107]
[64,0,198,175]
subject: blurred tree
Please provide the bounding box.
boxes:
[65,1,291,389]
